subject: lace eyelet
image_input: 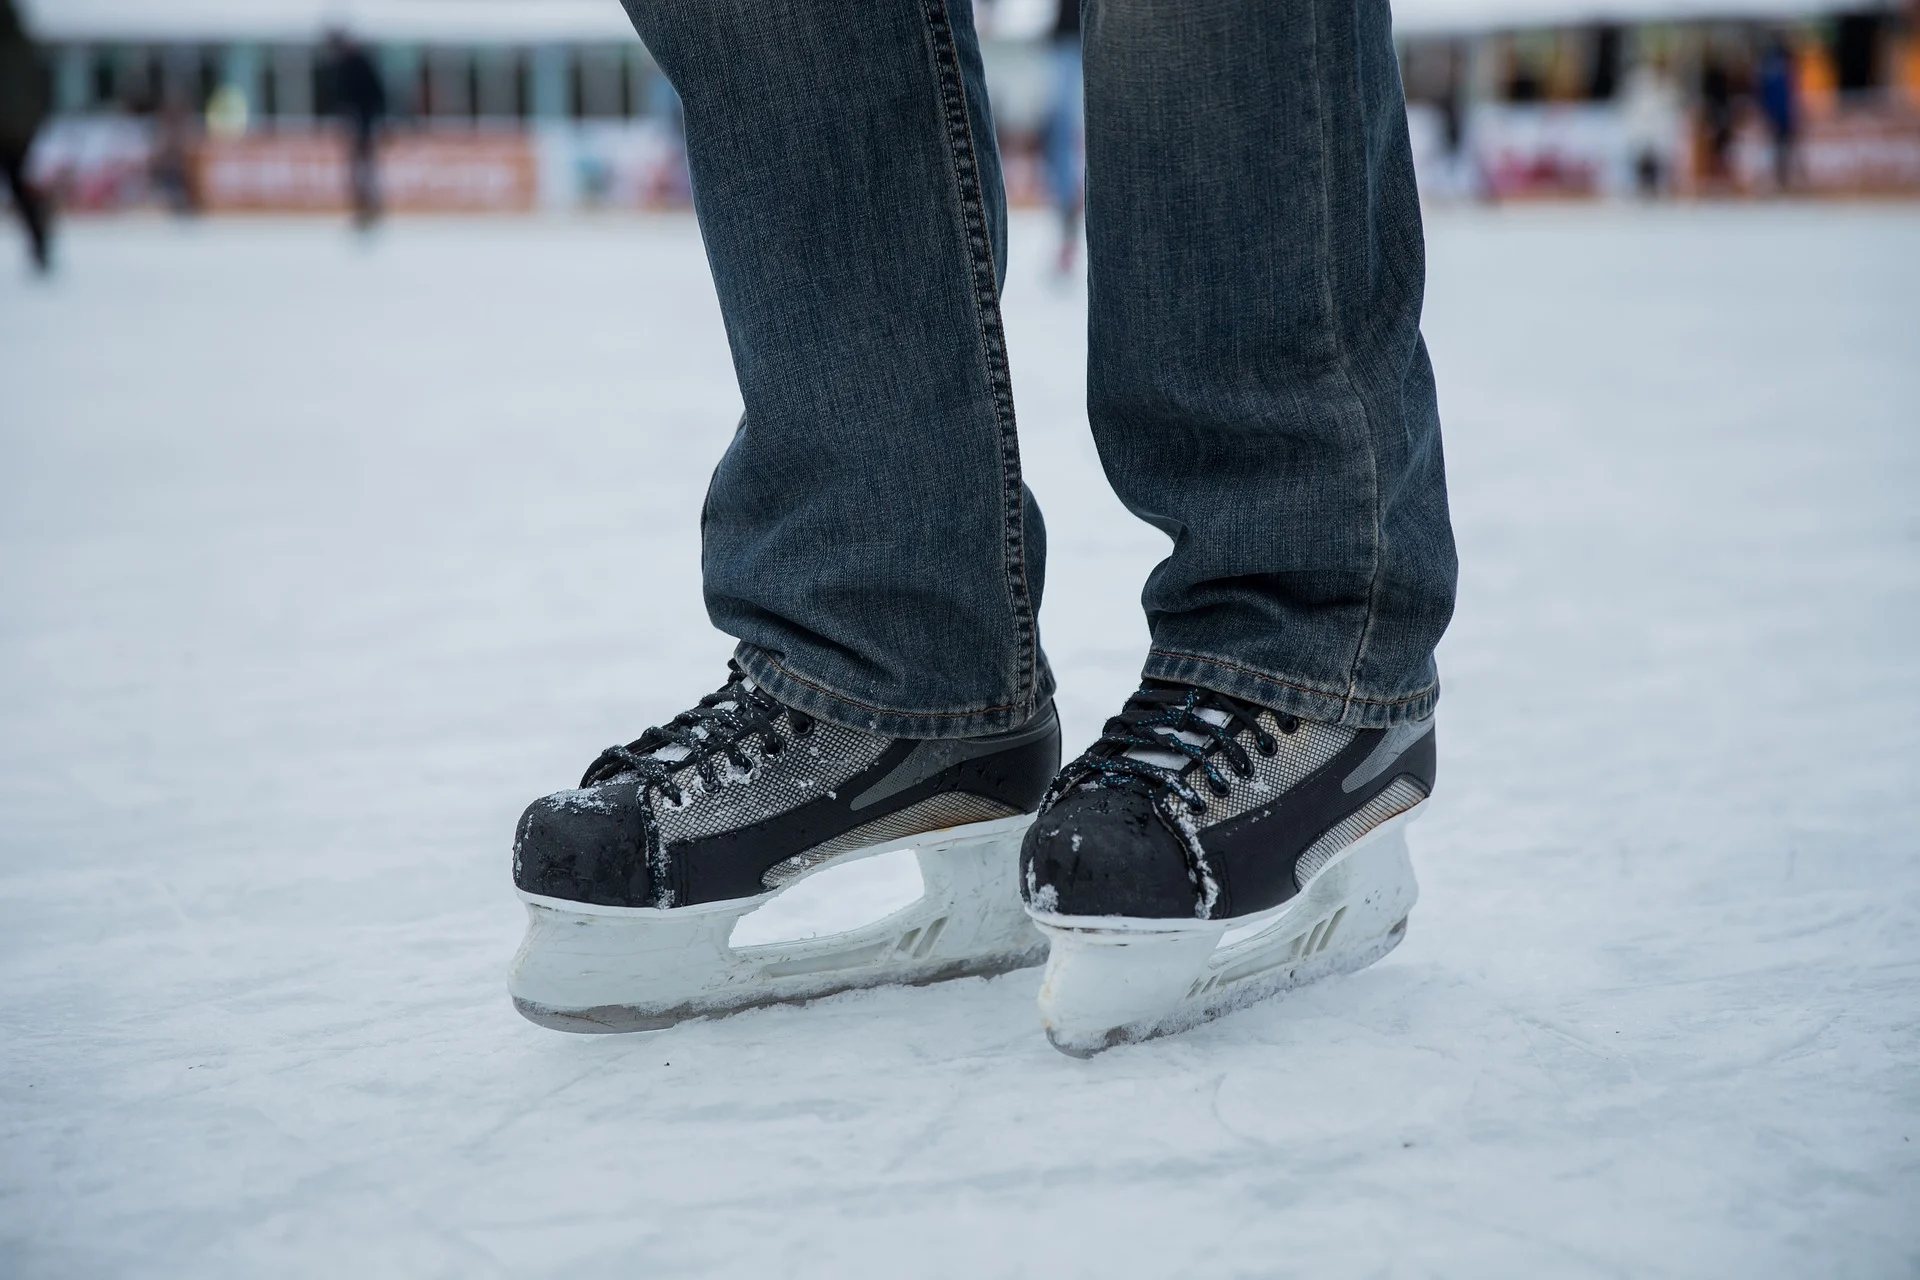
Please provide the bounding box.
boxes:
[1278,715,1300,735]
[1255,734,1277,756]
[764,738,784,756]
[1208,779,1231,797]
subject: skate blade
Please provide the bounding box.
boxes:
[1029,806,1423,1058]
[508,814,1044,1033]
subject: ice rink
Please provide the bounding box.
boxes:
[3,205,1917,1277]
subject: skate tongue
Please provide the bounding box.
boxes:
[1124,706,1231,772]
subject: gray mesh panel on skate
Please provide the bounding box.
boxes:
[1290,776,1429,887]
[761,792,1021,889]
[652,714,891,846]
[1197,715,1357,829]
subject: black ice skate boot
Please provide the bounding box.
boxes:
[1020,681,1434,1056]
[509,663,1059,1031]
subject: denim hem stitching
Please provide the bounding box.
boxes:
[920,0,1038,718]
[744,645,1022,722]
[1146,647,1435,710]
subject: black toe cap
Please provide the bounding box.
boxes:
[512,781,651,908]
[1020,786,1198,919]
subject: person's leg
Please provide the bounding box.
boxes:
[3,145,50,269]
[349,122,379,225]
[620,0,1050,739]
[1083,0,1455,729]
[510,0,1064,1035]
[1016,0,1456,1053]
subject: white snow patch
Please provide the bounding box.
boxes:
[728,848,926,947]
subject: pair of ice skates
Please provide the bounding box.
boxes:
[508,666,1433,1056]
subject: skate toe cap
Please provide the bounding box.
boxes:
[512,782,652,908]
[1021,786,1198,919]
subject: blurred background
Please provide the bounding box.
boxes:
[7,0,1920,222]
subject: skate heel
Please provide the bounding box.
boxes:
[509,814,1045,1032]
[1030,806,1422,1056]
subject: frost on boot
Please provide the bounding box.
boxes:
[1020,681,1433,1056]
[508,663,1059,1031]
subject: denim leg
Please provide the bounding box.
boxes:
[621,0,1051,738]
[1084,0,1457,728]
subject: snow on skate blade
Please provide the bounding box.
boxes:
[507,814,1045,1032]
[1032,810,1422,1057]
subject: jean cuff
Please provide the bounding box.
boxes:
[735,643,1058,740]
[1142,646,1438,730]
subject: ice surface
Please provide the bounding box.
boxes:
[2,207,1917,1276]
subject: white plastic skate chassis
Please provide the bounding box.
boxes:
[509,814,1045,1031]
[1029,805,1423,1057]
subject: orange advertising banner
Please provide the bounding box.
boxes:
[195,132,538,213]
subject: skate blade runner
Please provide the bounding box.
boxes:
[507,0,1455,1056]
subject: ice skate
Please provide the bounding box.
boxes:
[509,664,1059,1031]
[1020,682,1433,1056]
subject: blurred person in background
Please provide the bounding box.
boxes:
[322,31,387,228]
[1757,36,1799,193]
[1622,54,1684,197]
[0,0,51,271]
[1699,55,1737,191]
[149,97,202,216]
[509,0,1454,1054]
[1040,0,1084,275]
[644,73,691,206]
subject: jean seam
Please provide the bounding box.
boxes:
[746,645,1021,720]
[919,0,1038,716]
[1307,0,1385,725]
[1147,647,1434,708]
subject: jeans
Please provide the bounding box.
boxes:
[622,0,1456,739]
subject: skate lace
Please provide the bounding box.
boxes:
[579,661,814,804]
[1051,681,1298,817]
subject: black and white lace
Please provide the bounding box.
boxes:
[579,661,815,804]
[1046,681,1300,817]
